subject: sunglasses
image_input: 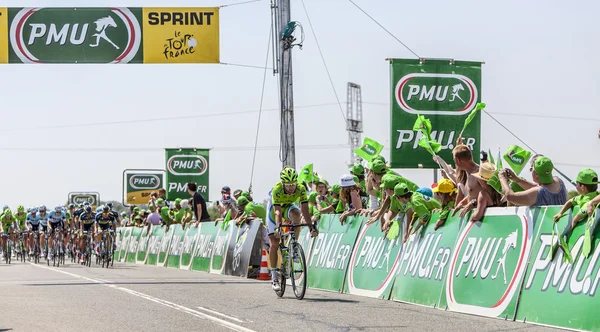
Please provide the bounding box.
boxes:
[284,182,297,188]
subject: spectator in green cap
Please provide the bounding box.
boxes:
[500,156,568,207]
[553,168,598,240]
[172,198,193,229]
[307,191,321,224]
[235,196,266,226]
[339,174,363,224]
[350,163,366,191]
[392,183,441,243]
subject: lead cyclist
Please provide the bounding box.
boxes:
[267,167,318,291]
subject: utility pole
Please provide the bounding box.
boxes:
[346,82,363,167]
[272,0,301,169]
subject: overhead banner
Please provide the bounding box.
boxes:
[4,7,219,64]
[165,148,210,201]
[123,170,165,205]
[389,58,482,168]
[68,192,100,208]
[142,8,219,63]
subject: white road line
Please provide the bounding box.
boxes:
[196,306,249,323]
[29,264,256,332]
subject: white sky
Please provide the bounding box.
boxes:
[0,0,598,208]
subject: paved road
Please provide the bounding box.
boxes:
[0,259,562,332]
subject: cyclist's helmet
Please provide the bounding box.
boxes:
[84,206,92,214]
[40,205,47,211]
[78,203,84,208]
[2,205,8,211]
[102,206,110,213]
[106,202,113,208]
[4,209,11,216]
[280,167,298,183]
[84,201,90,206]
[96,206,102,213]
[54,206,61,212]
[17,205,24,212]
[68,203,75,209]
[31,208,38,213]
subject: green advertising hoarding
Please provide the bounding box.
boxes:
[145,225,165,266]
[158,226,174,267]
[166,225,186,269]
[191,222,220,272]
[307,214,361,292]
[165,148,210,201]
[126,226,142,264]
[9,8,143,64]
[344,216,404,299]
[390,212,464,307]
[390,58,482,168]
[440,207,537,319]
[180,225,200,270]
[516,207,600,331]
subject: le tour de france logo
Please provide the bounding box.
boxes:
[167,154,208,176]
[10,7,141,63]
[445,208,533,317]
[395,73,478,116]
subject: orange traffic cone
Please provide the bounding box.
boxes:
[257,249,270,281]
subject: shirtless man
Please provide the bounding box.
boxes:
[448,144,485,217]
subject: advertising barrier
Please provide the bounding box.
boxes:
[113,206,600,332]
[136,227,151,264]
[343,216,404,299]
[307,214,361,292]
[516,207,600,331]
[390,212,464,307]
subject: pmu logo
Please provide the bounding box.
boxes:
[167,155,208,176]
[445,209,533,317]
[129,174,161,190]
[10,7,141,64]
[72,194,96,205]
[395,73,478,115]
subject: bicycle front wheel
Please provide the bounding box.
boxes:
[289,242,307,300]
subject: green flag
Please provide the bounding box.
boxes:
[298,164,313,184]
[487,149,495,164]
[459,102,486,138]
[487,149,504,194]
[354,137,384,162]
[412,114,432,139]
[221,210,231,230]
[417,136,441,156]
[503,145,532,176]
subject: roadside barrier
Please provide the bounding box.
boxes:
[115,206,600,331]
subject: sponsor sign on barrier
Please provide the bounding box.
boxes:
[224,220,261,278]
[158,226,174,267]
[390,212,463,307]
[126,227,142,263]
[136,227,150,264]
[516,207,600,331]
[118,228,132,262]
[440,207,536,319]
[145,226,165,266]
[210,223,232,275]
[142,7,219,63]
[180,225,199,270]
[191,222,219,272]
[114,228,125,262]
[307,214,361,292]
[344,216,404,299]
[166,225,185,269]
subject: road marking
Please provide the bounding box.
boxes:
[29,264,256,332]
[196,306,249,323]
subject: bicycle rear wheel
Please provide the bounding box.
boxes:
[289,242,307,300]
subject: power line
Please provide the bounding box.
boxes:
[0,144,349,153]
[219,0,264,8]
[347,0,420,59]
[300,0,347,122]
[0,102,343,132]
[488,111,600,122]
[249,26,272,194]
[219,62,273,70]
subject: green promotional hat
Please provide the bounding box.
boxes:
[175,198,182,205]
[577,168,599,185]
[534,156,554,184]
[330,184,341,195]
[380,174,400,190]
[240,191,249,197]
[237,196,249,206]
[350,164,365,176]
[394,183,411,196]
[368,159,387,174]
